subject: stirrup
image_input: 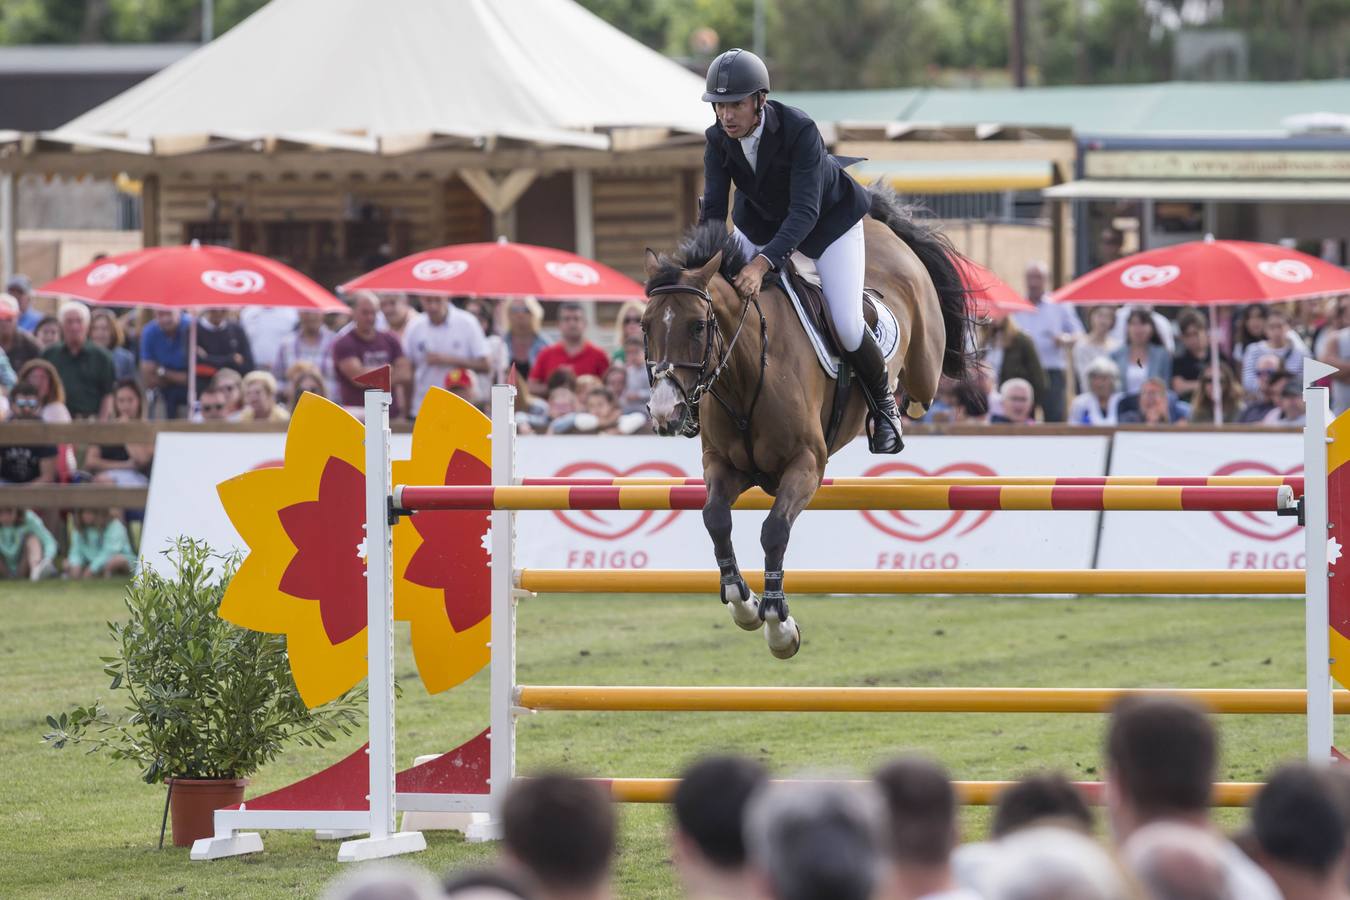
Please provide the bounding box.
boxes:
[865,411,904,454]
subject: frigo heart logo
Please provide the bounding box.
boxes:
[545,261,600,287]
[1257,259,1313,284]
[1120,264,1181,290]
[1210,460,1302,541]
[201,269,265,294]
[85,263,127,287]
[411,259,469,282]
[551,460,688,540]
[859,462,997,542]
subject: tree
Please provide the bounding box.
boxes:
[769,0,940,90]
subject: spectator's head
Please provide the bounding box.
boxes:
[89,309,125,352]
[1177,310,1208,356]
[1191,362,1242,424]
[298,309,326,334]
[1252,763,1348,895]
[602,365,627,398]
[210,368,244,413]
[547,387,578,419]
[18,358,65,407]
[506,296,544,336]
[351,293,380,336]
[203,307,229,326]
[0,507,18,526]
[874,756,961,892]
[320,862,443,900]
[0,293,18,338]
[76,507,112,530]
[623,334,645,367]
[154,308,181,334]
[1125,308,1161,348]
[745,779,888,900]
[1105,694,1216,841]
[1266,369,1293,405]
[9,381,42,421]
[112,378,145,421]
[1240,303,1270,343]
[1265,308,1291,346]
[1138,377,1171,418]
[5,274,30,310]
[1098,228,1125,262]
[443,367,476,401]
[671,755,767,893]
[58,300,91,349]
[501,773,614,899]
[546,366,577,394]
[979,826,1132,900]
[574,374,602,398]
[1333,294,1350,329]
[557,302,587,343]
[34,315,61,350]
[998,378,1035,424]
[615,300,645,345]
[198,388,229,421]
[286,361,327,405]
[442,868,536,899]
[584,388,618,422]
[1121,821,1232,900]
[242,370,279,417]
[379,293,412,329]
[1086,357,1120,400]
[422,295,448,325]
[991,772,1094,838]
[1088,304,1116,336]
[1279,380,1305,421]
[1024,261,1048,300]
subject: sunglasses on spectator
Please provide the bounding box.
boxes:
[14,398,39,410]
[201,403,225,412]
[1258,369,1279,378]
[623,316,642,324]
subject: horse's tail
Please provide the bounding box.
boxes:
[865,183,982,396]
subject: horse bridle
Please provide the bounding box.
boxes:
[644,281,768,442]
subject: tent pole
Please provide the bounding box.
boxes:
[1208,305,1222,426]
[188,313,198,416]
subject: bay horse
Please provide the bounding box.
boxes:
[641,184,978,659]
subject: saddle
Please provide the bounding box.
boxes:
[781,254,880,362]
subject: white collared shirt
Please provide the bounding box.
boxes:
[739,114,766,171]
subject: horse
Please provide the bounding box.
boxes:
[641,183,979,659]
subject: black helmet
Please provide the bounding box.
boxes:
[702,48,770,103]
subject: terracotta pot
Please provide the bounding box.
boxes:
[166,777,247,847]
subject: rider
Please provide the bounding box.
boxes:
[698,48,904,454]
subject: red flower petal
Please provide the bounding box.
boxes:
[404,450,491,632]
[278,457,367,645]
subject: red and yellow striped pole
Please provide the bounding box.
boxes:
[522,475,1304,495]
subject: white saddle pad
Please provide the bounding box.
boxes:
[778,273,899,379]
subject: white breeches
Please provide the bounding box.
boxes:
[732,218,867,352]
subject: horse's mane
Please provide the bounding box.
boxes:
[645,221,749,292]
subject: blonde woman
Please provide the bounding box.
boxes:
[504,295,548,382]
[610,299,645,362]
[16,358,72,422]
[237,370,290,422]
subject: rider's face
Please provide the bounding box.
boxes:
[714,96,758,139]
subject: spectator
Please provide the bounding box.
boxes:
[545,387,581,434]
[1241,308,1308,394]
[442,367,477,404]
[1188,362,1243,425]
[463,297,509,392]
[1123,822,1233,900]
[196,387,230,422]
[745,779,888,900]
[504,295,549,383]
[139,309,192,418]
[1072,305,1119,393]
[0,293,41,370]
[980,317,1046,419]
[1011,261,1082,422]
[619,335,651,414]
[333,294,412,417]
[89,309,137,382]
[528,302,611,396]
[1069,357,1125,426]
[240,306,298,383]
[671,755,767,900]
[1251,764,1350,900]
[196,308,255,379]
[1112,308,1172,399]
[979,826,1133,900]
[1104,694,1280,898]
[321,864,443,900]
[1316,296,1350,416]
[16,359,72,422]
[1171,310,1225,400]
[1263,380,1306,426]
[1119,377,1187,425]
[403,295,489,419]
[610,300,646,361]
[0,344,13,391]
[442,869,535,899]
[379,293,421,344]
[33,315,61,352]
[874,756,977,900]
[64,508,134,579]
[84,379,153,488]
[990,378,1036,425]
[583,388,623,434]
[501,773,614,900]
[210,368,245,417]
[237,370,290,422]
[990,772,1094,839]
[43,301,115,419]
[274,310,336,397]
[1238,359,1289,423]
[0,383,57,486]
[7,274,41,332]
[1232,303,1269,360]
[285,361,328,406]
[1111,303,1175,353]
[602,365,628,406]
[0,507,58,581]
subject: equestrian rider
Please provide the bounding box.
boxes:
[698,47,904,454]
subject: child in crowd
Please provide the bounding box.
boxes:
[0,507,57,581]
[65,508,135,579]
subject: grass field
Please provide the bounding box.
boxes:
[0,579,1312,898]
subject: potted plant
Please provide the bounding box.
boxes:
[44,538,364,847]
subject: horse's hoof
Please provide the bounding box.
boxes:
[721,583,763,631]
[765,615,801,659]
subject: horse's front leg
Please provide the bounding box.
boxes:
[759,451,821,659]
[703,457,759,631]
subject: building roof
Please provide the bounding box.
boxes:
[0,44,195,76]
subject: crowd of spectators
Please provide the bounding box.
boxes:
[317,693,1350,900]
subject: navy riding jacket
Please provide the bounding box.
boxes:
[699,100,869,271]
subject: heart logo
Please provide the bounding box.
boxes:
[201,269,265,294]
[85,263,127,287]
[859,462,998,542]
[412,259,469,282]
[545,261,600,287]
[1210,460,1303,541]
[1120,264,1181,290]
[551,460,689,540]
[1257,259,1313,284]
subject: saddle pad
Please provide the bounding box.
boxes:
[779,275,899,379]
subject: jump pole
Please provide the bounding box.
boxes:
[1305,359,1336,763]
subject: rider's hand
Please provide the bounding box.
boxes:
[734,255,770,300]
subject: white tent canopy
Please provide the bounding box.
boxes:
[40,0,710,155]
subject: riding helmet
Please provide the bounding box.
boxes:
[702,48,770,103]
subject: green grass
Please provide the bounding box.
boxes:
[0,580,1312,898]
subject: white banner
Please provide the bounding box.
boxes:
[1098,432,1303,571]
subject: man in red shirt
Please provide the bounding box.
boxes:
[528,302,611,396]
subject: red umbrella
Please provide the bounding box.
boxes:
[340,239,645,301]
[957,257,1033,318]
[39,241,347,409]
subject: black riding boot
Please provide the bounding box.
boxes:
[847,330,904,454]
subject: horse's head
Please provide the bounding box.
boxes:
[641,248,724,437]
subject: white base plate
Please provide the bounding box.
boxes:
[190,832,265,861]
[337,831,426,862]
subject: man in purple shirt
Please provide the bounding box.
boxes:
[332,293,411,417]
